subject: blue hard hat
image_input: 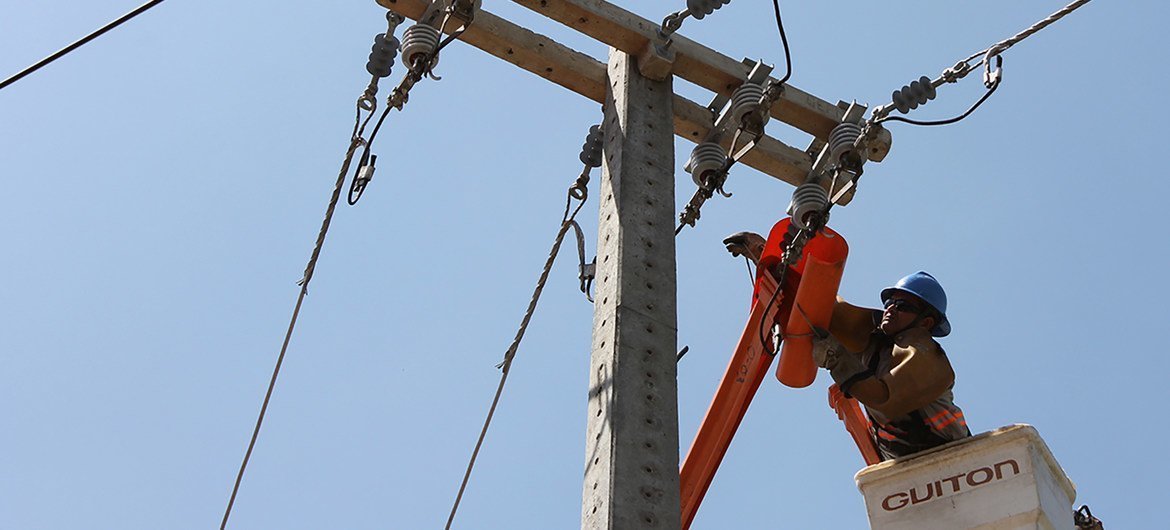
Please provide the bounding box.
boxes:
[881,271,951,337]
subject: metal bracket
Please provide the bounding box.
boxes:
[447,0,480,25]
[580,256,596,302]
[637,38,676,81]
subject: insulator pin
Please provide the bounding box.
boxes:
[579,124,604,168]
[731,82,769,130]
[401,23,441,73]
[687,0,732,20]
[892,75,937,114]
[788,182,829,230]
[366,33,400,78]
[828,122,863,162]
[686,141,728,186]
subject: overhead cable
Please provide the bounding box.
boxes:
[445,124,602,530]
[770,0,792,86]
[221,6,476,526]
[871,0,1092,126]
[961,0,1093,66]
[0,0,167,93]
[220,133,365,530]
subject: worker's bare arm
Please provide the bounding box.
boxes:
[860,328,954,418]
[829,298,880,353]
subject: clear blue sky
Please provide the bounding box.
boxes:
[2,1,1165,528]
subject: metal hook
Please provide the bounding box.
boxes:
[983,50,1004,88]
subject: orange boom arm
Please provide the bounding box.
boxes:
[679,218,852,528]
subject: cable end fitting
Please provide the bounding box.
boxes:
[357,154,377,186]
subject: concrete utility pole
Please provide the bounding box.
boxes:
[582,50,679,529]
[375,1,890,527]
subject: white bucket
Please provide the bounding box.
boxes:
[854,424,1076,530]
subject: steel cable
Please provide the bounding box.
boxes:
[220,135,363,530]
[962,0,1093,65]
[446,192,588,530]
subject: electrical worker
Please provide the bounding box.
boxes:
[724,232,971,460]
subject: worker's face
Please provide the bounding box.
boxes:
[879,292,929,336]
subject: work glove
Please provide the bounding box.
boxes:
[723,231,766,264]
[810,326,868,390]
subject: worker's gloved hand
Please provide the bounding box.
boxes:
[810,326,867,388]
[723,231,766,264]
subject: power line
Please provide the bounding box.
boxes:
[0,1,168,93]
[445,133,599,529]
[769,0,793,86]
[219,136,363,530]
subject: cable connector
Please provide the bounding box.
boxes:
[356,154,377,188]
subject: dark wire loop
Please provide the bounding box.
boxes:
[347,104,393,206]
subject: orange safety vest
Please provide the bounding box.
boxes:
[857,332,971,460]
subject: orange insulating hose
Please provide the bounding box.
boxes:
[775,233,848,387]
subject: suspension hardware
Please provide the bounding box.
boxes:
[579,124,604,169]
[688,0,732,20]
[358,13,406,111]
[366,33,400,79]
[892,75,937,114]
